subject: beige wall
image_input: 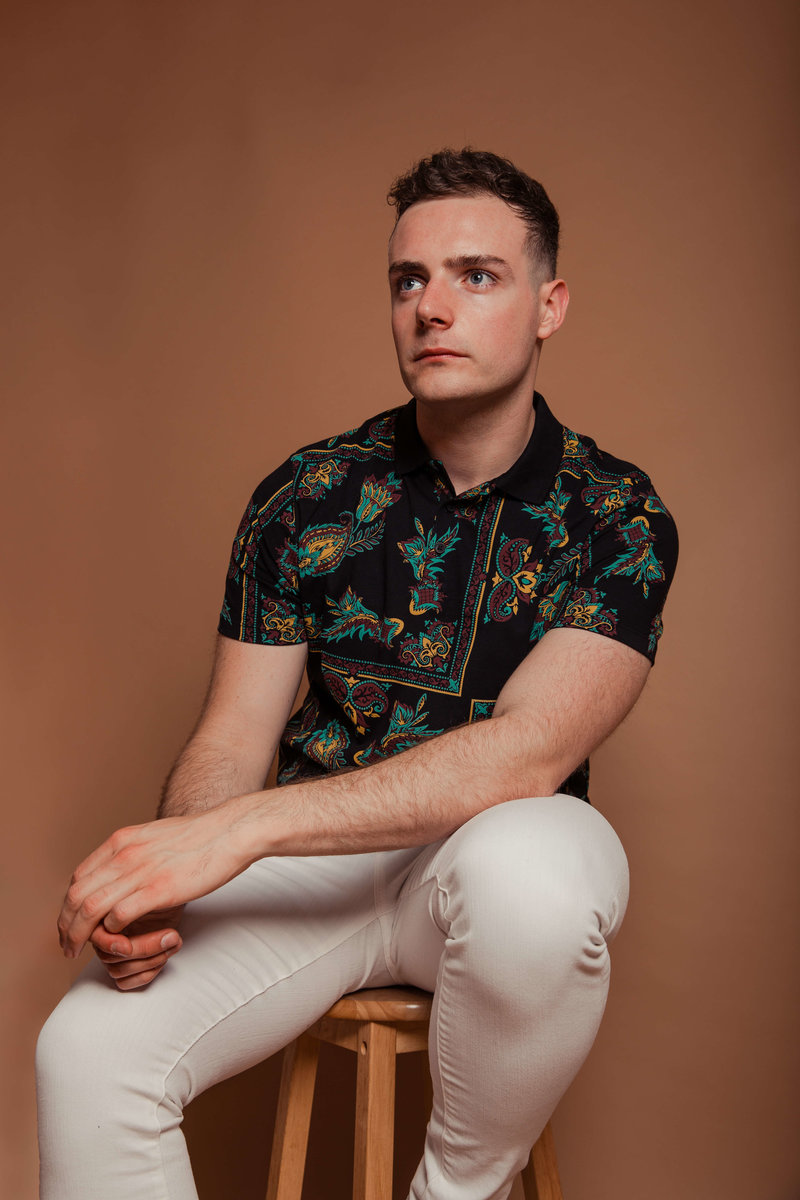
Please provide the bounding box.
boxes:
[2,1,797,1196]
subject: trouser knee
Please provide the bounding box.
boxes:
[37,992,99,1096]
[36,970,179,1134]
[437,794,629,990]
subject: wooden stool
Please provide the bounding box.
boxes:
[266,986,564,1200]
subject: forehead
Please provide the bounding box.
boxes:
[388,194,529,264]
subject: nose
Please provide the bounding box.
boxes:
[415,276,453,329]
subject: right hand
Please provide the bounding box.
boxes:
[90,905,185,990]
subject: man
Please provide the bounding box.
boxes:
[37,148,677,1199]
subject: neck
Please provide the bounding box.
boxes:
[415,391,537,495]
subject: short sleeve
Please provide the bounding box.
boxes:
[217,456,307,646]
[545,486,679,663]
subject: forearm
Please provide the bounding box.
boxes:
[158,733,271,818]
[58,717,537,958]
[58,631,649,959]
[223,710,560,863]
[219,632,650,867]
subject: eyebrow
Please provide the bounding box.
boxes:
[388,254,513,279]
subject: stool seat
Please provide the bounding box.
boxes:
[324,987,432,1023]
[267,986,563,1200]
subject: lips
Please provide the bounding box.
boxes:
[414,348,465,361]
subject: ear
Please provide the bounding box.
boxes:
[536,279,570,340]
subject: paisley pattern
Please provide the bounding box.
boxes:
[486,536,542,622]
[399,621,454,669]
[220,394,678,798]
[322,669,389,735]
[297,459,349,499]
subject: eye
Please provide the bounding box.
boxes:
[467,269,494,287]
[397,276,423,293]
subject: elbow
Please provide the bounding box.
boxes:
[489,711,568,800]
[522,763,567,800]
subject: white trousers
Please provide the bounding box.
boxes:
[36,794,629,1200]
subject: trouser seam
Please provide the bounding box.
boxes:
[373,852,400,983]
[430,877,455,1181]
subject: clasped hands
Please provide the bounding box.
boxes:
[57,808,250,990]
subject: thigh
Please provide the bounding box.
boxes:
[39,851,394,1106]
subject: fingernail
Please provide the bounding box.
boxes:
[161,933,180,950]
[110,942,123,956]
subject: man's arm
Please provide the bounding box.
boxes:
[157,635,309,817]
[87,636,308,988]
[60,627,649,959]
[228,626,649,855]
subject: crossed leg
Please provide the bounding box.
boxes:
[36,794,628,1200]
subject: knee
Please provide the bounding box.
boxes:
[36,991,101,1142]
[440,794,629,973]
[37,993,87,1088]
[37,968,168,1110]
[36,978,118,1099]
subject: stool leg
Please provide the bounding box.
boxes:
[266,1033,321,1200]
[519,1121,564,1200]
[353,1021,397,1200]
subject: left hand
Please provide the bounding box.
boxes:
[57,810,250,959]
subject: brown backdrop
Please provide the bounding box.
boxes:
[2,1,798,1197]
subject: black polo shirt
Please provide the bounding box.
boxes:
[219,393,678,799]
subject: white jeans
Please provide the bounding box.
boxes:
[36,794,629,1200]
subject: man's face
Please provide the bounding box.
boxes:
[388,194,549,411]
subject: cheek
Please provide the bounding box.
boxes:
[480,313,531,365]
[391,307,411,348]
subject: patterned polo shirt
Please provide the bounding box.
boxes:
[219,393,678,800]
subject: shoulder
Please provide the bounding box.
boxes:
[531,417,679,608]
[555,426,680,623]
[560,426,677,541]
[248,406,403,507]
[561,425,661,499]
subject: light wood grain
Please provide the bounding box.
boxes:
[353,1020,397,1200]
[324,986,433,1024]
[520,1118,564,1200]
[265,1033,320,1200]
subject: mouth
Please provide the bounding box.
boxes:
[414,348,466,362]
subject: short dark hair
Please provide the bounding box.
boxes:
[387,147,560,279]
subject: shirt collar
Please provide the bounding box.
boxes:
[393,392,564,504]
[394,398,431,475]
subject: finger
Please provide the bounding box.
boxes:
[58,827,158,955]
[59,876,128,957]
[112,963,170,991]
[94,929,182,963]
[102,946,179,980]
[89,904,186,956]
[101,889,173,936]
[60,881,170,958]
[91,925,181,960]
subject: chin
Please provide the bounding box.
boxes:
[411,384,473,405]
[404,371,469,403]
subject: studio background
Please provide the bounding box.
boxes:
[2,1,797,1197]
